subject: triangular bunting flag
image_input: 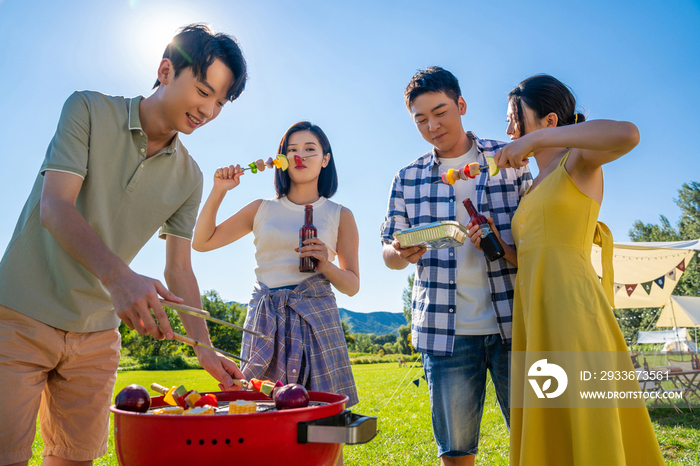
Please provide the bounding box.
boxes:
[614,283,624,294]
[654,276,665,289]
[625,284,637,297]
[667,269,678,281]
[678,259,686,272]
[412,379,420,387]
[641,281,653,295]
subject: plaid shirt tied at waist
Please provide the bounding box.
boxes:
[240,274,358,407]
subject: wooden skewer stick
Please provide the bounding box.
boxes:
[160,299,210,316]
[161,327,252,365]
[160,299,272,342]
[232,378,250,389]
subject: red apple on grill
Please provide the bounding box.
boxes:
[115,384,151,413]
[273,383,309,410]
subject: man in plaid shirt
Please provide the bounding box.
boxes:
[381,67,531,465]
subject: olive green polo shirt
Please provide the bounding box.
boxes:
[0,91,203,332]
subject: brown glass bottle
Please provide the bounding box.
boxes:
[463,198,505,262]
[299,205,318,272]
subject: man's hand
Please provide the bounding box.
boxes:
[106,267,183,340]
[194,346,245,391]
[392,240,427,264]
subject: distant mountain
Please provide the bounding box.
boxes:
[339,308,406,336]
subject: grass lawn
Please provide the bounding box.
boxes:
[28,363,698,465]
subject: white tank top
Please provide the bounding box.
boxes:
[253,196,341,288]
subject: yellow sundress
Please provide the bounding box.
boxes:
[509,151,665,465]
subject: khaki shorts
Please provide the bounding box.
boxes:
[0,305,120,464]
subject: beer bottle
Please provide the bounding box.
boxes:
[463,198,505,261]
[299,205,318,272]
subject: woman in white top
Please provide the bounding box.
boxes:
[193,122,359,406]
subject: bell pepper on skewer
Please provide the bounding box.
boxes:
[183,391,202,409]
[438,161,492,185]
[195,393,218,408]
[150,383,188,407]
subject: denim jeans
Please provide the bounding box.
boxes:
[422,334,510,457]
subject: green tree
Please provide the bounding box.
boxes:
[353,333,372,353]
[120,290,246,358]
[397,324,412,354]
[400,273,415,352]
[374,333,398,346]
[382,342,395,354]
[402,273,414,324]
[341,320,355,347]
[201,290,247,356]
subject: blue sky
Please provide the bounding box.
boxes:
[0,0,698,315]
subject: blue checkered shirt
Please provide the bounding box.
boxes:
[380,132,532,356]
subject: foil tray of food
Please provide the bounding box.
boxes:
[393,221,468,250]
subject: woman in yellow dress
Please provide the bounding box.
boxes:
[470,75,666,465]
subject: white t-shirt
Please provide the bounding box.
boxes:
[438,143,499,335]
[253,196,341,288]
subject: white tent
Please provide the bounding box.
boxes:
[591,239,699,309]
[656,295,700,328]
[637,328,689,344]
[655,295,700,352]
[662,340,699,353]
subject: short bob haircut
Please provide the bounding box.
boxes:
[154,23,248,102]
[404,66,462,109]
[274,122,338,199]
[509,74,586,136]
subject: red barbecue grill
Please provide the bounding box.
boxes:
[111,390,376,466]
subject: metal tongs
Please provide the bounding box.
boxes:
[158,299,272,364]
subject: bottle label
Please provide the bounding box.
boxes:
[478,224,492,239]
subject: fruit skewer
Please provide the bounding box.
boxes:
[435,156,502,185]
[215,153,318,177]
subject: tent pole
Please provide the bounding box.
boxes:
[671,300,680,362]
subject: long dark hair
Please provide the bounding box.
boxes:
[274,121,338,199]
[509,74,586,136]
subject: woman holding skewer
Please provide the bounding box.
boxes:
[193,121,359,408]
[468,75,664,465]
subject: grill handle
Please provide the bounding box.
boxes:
[297,410,377,445]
